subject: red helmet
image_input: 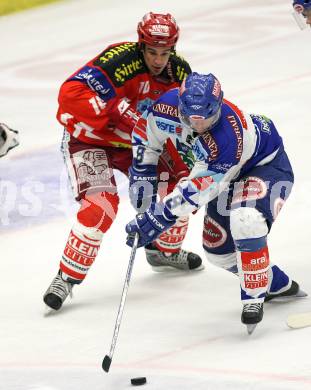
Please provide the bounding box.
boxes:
[137,12,180,47]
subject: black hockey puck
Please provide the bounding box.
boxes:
[131,377,147,386]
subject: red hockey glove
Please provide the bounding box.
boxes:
[115,99,141,134]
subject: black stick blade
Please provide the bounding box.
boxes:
[102,355,112,372]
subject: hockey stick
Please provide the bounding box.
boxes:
[287,312,311,329]
[102,233,139,372]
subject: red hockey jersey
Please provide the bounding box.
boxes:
[57,42,191,148]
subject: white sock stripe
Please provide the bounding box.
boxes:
[61,255,90,275]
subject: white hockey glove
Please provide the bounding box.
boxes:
[0,123,20,157]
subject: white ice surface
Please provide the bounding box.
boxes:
[1,0,311,389]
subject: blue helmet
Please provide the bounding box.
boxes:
[293,0,311,11]
[179,72,223,122]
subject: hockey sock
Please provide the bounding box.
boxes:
[60,221,103,283]
[153,216,189,254]
[267,264,291,294]
[235,236,269,303]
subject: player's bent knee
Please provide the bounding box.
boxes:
[230,207,268,241]
[77,191,119,233]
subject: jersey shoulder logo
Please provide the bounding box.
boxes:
[95,42,137,65]
[250,114,272,135]
[226,115,243,159]
[94,42,145,87]
[167,52,191,83]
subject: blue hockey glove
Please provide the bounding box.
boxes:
[128,164,158,212]
[126,203,177,248]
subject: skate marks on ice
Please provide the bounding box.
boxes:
[1,366,311,390]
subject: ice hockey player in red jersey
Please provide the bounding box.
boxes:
[43,12,203,311]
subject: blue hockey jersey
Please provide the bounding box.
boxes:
[132,87,283,216]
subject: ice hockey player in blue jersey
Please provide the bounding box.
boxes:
[126,72,307,334]
[292,0,311,29]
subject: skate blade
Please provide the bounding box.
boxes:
[296,289,308,298]
[267,290,307,303]
[246,324,257,335]
[287,312,311,329]
[44,305,56,316]
[151,264,205,272]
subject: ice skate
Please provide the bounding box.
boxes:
[145,244,204,271]
[43,270,74,311]
[265,280,307,303]
[241,302,263,335]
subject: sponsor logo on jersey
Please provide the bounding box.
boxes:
[153,103,178,117]
[156,120,178,134]
[94,43,146,87]
[114,59,144,83]
[75,150,115,193]
[73,66,114,97]
[98,43,137,64]
[211,162,233,173]
[250,114,272,135]
[203,216,227,248]
[192,141,207,161]
[175,138,195,169]
[231,176,267,205]
[176,64,188,82]
[227,115,243,159]
[201,132,218,161]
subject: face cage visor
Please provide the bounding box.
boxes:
[179,109,221,133]
[293,6,311,29]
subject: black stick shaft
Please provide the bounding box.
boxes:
[102,233,139,372]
